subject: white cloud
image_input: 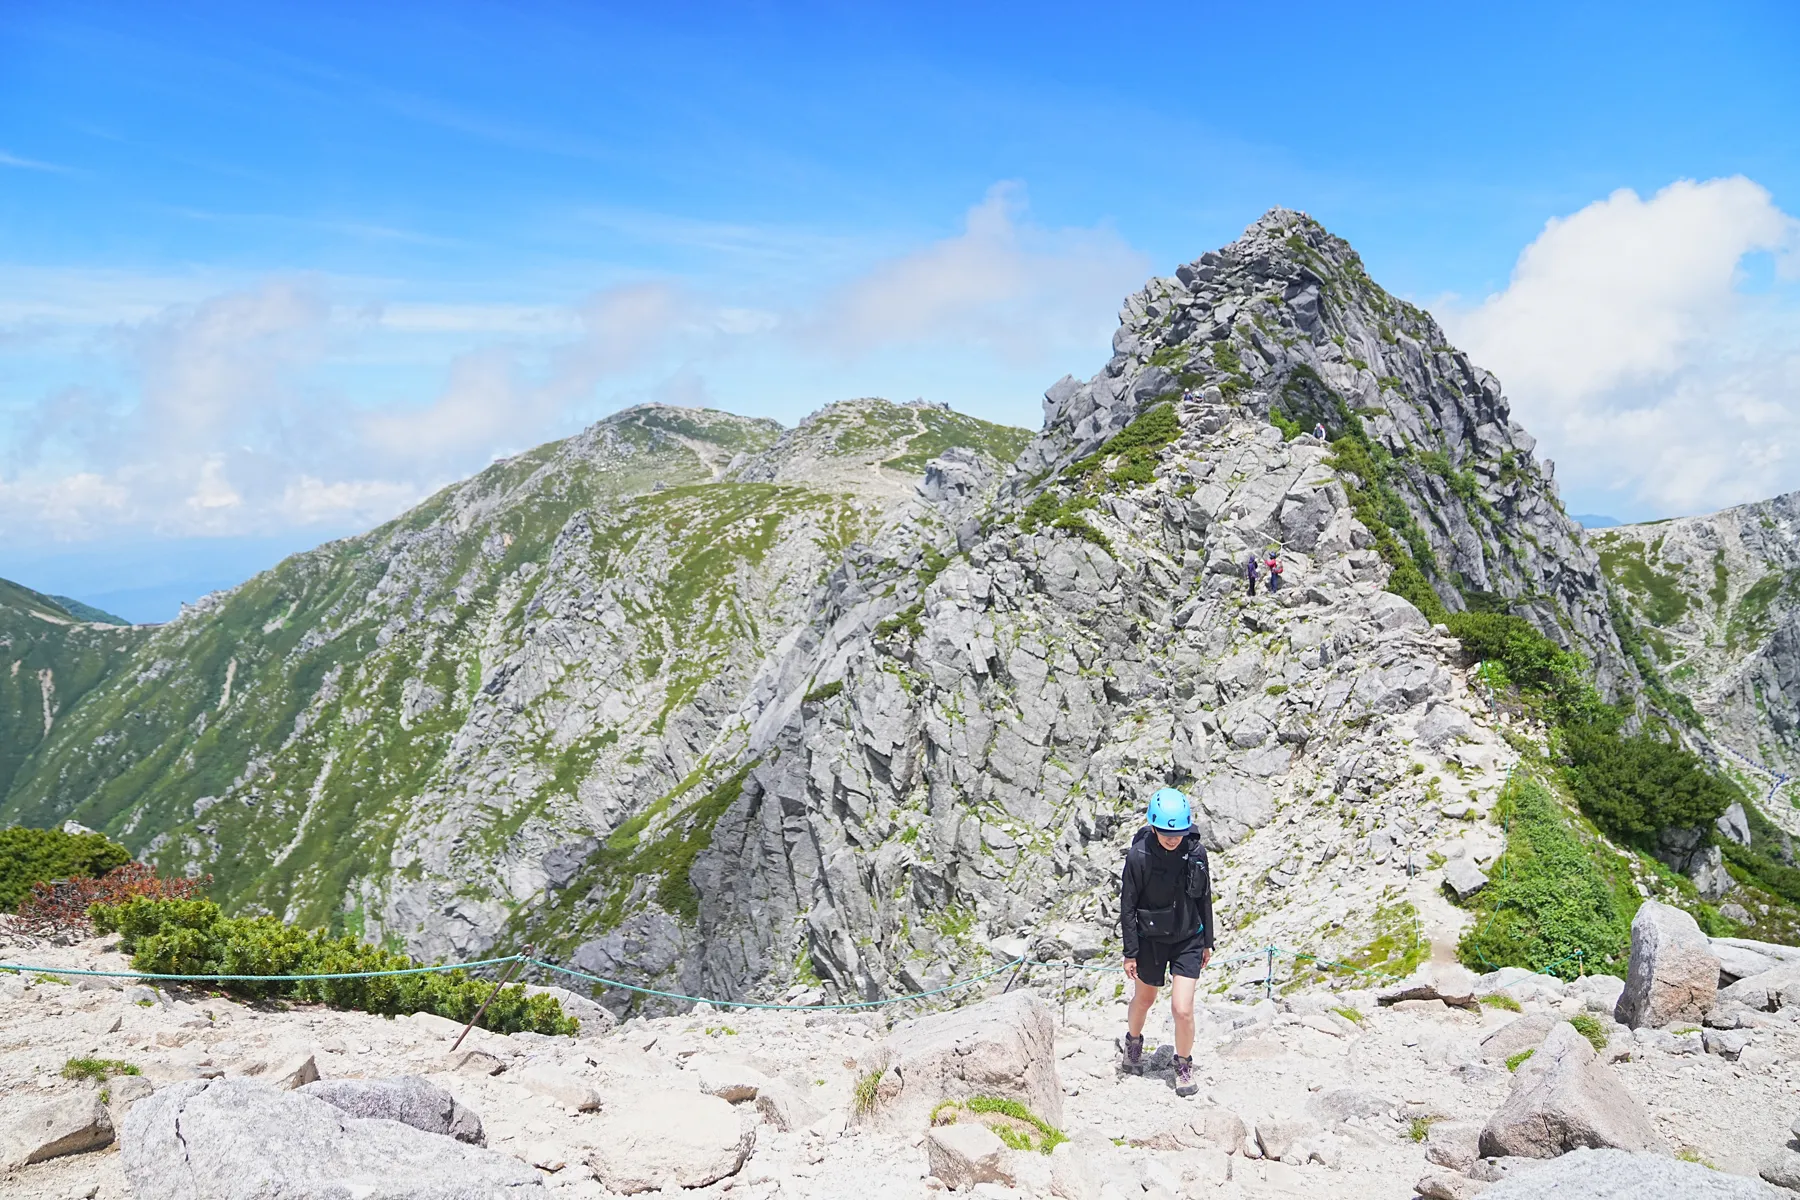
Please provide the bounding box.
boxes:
[1,182,1148,546]
[1443,177,1800,516]
[809,182,1149,365]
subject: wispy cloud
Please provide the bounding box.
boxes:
[805,182,1149,366]
[0,150,72,173]
[1442,176,1800,516]
[1,182,1147,543]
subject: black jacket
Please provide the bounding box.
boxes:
[1119,825,1215,958]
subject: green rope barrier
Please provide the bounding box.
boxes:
[0,954,527,982]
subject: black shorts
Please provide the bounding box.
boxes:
[1135,935,1206,987]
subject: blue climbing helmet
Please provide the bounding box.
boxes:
[1147,787,1192,832]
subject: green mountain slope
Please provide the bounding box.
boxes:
[0,400,1029,955]
[0,578,146,804]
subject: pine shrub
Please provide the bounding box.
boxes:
[91,898,575,1036]
[0,825,132,910]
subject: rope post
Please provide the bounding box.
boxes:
[1264,946,1275,1001]
[1060,962,1068,1026]
[451,950,529,1052]
[1575,948,1584,978]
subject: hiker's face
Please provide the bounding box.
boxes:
[1155,830,1184,851]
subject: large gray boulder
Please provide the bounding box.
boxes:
[1721,963,1800,1012]
[1479,1013,1563,1063]
[926,1123,1014,1190]
[299,1076,485,1145]
[0,1090,112,1170]
[121,1078,544,1198]
[1712,937,1800,984]
[875,990,1062,1129]
[587,1089,753,1194]
[1479,1023,1662,1158]
[1481,1147,1781,1198]
[1614,900,1718,1029]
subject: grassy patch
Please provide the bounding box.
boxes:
[1456,773,1637,978]
[933,1096,1068,1154]
[1569,1013,1608,1051]
[1477,992,1522,1012]
[61,1057,139,1083]
[1505,1048,1535,1072]
[803,680,844,704]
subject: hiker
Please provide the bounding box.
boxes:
[1244,552,1260,596]
[1313,421,1326,441]
[1120,788,1215,1098]
[1265,551,1284,593]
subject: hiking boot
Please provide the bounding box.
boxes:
[1173,1054,1197,1097]
[1123,1032,1144,1073]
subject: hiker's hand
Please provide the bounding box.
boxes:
[1122,958,1138,983]
[1200,948,1212,968]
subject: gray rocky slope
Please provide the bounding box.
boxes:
[573,209,1647,1008]
[1592,492,1800,798]
[0,210,1654,1010]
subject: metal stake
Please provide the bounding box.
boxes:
[1264,946,1275,1000]
[452,949,529,1052]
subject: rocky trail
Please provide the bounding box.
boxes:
[8,914,1800,1200]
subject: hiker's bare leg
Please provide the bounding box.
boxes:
[1127,978,1158,1037]
[1170,974,1197,1058]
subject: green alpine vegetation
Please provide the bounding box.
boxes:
[93,897,576,1035]
[0,400,1030,967]
[0,824,132,910]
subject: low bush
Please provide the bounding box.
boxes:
[1568,1013,1608,1051]
[1456,774,1636,978]
[0,825,131,910]
[1558,724,1734,846]
[62,1057,139,1083]
[91,898,575,1036]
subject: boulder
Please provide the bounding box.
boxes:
[876,990,1061,1128]
[754,1078,823,1132]
[1481,1147,1778,1198]
[524,984,616,1035]
[0,1090,113,1170]
[120,1078,543,1198]
[1426,1122,1484,1172]
[1478,1013,1562,1062]
[1379,962,1478,1009]
[1415,1168,1492,1200]
[689,1055,771,1102]
[1479,1024,1662,1158]
[927,1123,1014,1191]
[512,1063,601,1112]
[1762,1145,1800,1191]
[1049,1141,1099,1200]
[1572,974,1625,1015]
[1255,1114,1320,1163]
[1720,963,1800,1012]
[1613,900,1718,1029]
[1186,1106,1249,1151]
[1711,938,1800,984]
[106,1075,156,1128]
[588,1090,752,1194]
[300,1076,485,1145]
[267,1052,319,1090]
[1443,858,1489,902]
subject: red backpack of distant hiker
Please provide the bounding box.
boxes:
[1266,557,1283,577]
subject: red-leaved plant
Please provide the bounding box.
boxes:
[14,863,210,937]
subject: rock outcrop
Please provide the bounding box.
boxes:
[876,991,1061,1130]
[120,1078,544,1198]
[1479,1024,1662,1158]
[1614,900,1719,1029]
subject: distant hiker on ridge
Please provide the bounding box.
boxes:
[1266,549,1284,593]
[1313,421,1326,441]
[1119,788,1214,1098]
[1244,552,1260,596]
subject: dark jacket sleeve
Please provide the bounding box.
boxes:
[1120,847,1141,960]
[1195,844,1216,950]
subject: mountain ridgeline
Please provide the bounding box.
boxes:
[2,209,1791,1007]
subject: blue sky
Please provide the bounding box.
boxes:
[3,1,1798,619]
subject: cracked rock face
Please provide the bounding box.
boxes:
[1593,490,1800,796]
